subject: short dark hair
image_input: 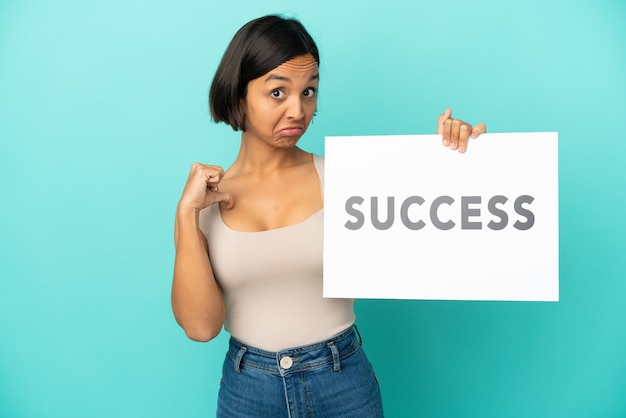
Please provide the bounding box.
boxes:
[209,15,320,131]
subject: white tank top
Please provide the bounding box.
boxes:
[199,154,355,351]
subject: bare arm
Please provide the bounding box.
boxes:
[171,163,233,342]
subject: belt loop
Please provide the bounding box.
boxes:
[327,341,341,372]
[234,346,247,374]
[354,325,363,346]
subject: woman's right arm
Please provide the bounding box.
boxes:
[171,163,233,342]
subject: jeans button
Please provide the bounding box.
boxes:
[280,356,293,369]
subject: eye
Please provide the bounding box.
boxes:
[303,88,317,98]
[270,89,285,99]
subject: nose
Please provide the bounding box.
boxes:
[286,96,304,120]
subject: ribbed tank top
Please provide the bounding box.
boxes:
[199,154,355,351]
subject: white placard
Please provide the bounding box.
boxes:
[323,133,559,301]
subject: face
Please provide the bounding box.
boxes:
[241,54,319,149]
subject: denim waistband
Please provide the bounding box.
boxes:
[228,326,362,376]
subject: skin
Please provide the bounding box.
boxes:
[438,108,487,153]
[219,55,322,232]
[171,54,486,341]
[171,55,320,340]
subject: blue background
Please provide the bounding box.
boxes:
[1,1,625,417]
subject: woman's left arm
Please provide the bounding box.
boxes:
[437,108,487,153]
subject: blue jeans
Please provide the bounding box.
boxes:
[217,326,384,417]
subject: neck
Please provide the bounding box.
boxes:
[231,133,308,175]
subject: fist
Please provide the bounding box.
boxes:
[178,163,233,211]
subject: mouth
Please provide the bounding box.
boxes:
[278,126,304,137]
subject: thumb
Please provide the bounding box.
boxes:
[215,192,234,209]
[470,122,487,138]
[437,108,452,133]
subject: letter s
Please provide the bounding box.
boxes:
[513,195,535,230]
[344,196,365,230]
[487,195,509,231]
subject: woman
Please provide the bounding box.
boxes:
[172,15,485,417]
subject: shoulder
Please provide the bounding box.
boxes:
[312,153,324,171]
[312,154,324,186]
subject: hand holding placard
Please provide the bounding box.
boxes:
[437,108,487,153]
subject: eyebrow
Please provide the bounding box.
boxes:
[265,73,319,83]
